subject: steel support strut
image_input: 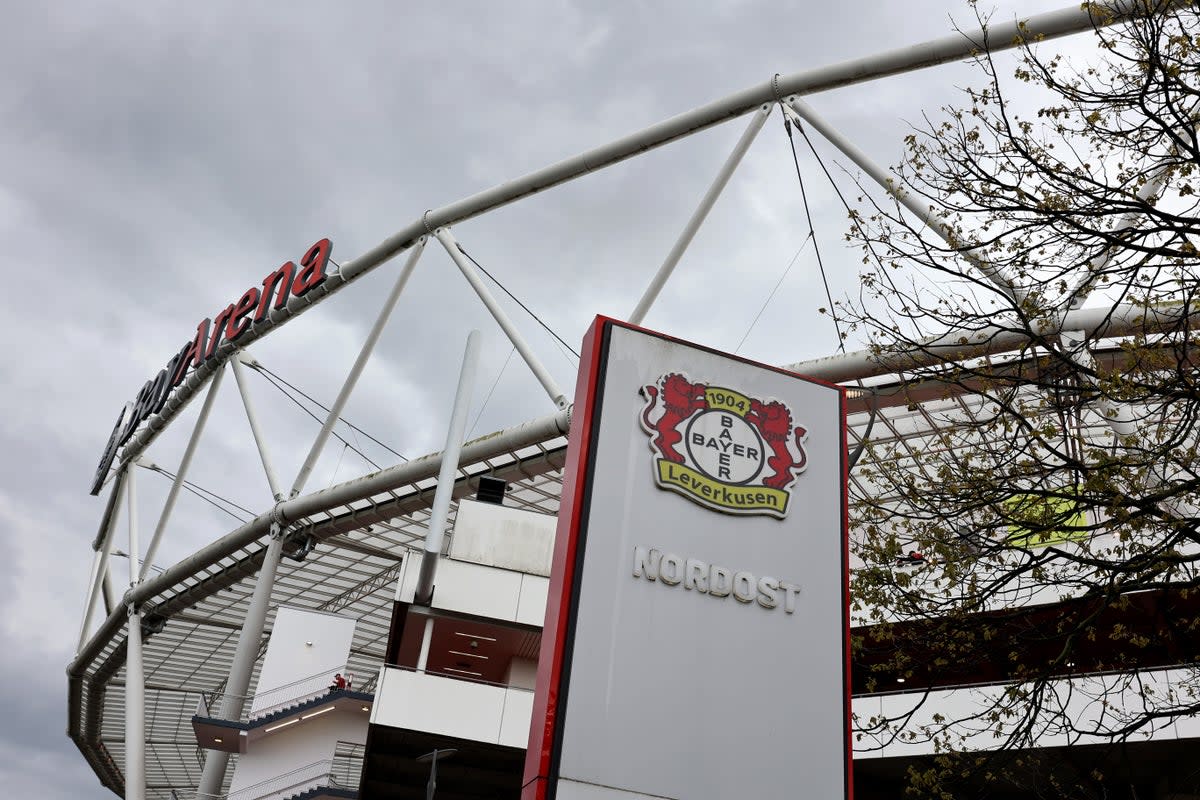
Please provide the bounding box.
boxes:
[126,465,140,586]
[124,466,145,800]
[79,549,103,645]
[290,238,427,498]
[629,103,773,325]
[125,603,145,800]
[231,354,284,501]
[141,365,226,581]
[414,331,481,605]
[103,569,116,616]
[77,469,127,653]
[435,228,567,409]
[1057,137,1196,512]
[1064,166,1172,305]
[1061,165,1173,441]
[782,97,1024,303]
[195,527,287,798]
[416,616,435,671]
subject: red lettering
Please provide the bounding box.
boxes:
[226,287,260,342]
[256,262,295,324]
[174,319,210,387]
[291,238,331,297]
[206,304,235,359]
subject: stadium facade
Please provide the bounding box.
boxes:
[68,3,1200,799]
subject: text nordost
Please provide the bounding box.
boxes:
[89,238,332,495]
[632,546,801,613]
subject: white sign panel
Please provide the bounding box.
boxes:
[525,319,850,800]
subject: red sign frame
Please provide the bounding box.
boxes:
[523,316,852,800]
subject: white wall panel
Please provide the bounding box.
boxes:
[852,666,1199,758]
[372,667,533,747]
[515,574,548,627]
[499,687,535,748]
[252,607,356,716]
[451,499,556,576]
[397,554,524,621]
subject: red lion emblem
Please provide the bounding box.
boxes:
[746,399,808,489]
[641,373,708,463]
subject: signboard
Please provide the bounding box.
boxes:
[524,318,850,800]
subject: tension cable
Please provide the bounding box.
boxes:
[783,110,846,353]
[455,244,580,360]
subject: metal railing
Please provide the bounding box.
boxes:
[225,759,334,800]
[386,662,535,694]
[171,743,362,800]
[196,665,358,724]
[357,670,379,694]
[330,740,365,791]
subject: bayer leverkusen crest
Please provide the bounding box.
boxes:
[639,373,809,519]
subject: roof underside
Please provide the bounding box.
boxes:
[76,433,570,799]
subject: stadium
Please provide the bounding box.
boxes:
[66,3,1200,799]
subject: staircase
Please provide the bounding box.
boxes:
[219,743,364,800]
[246,688,373,730]
[282,787,357,800]
[192,667,374,754]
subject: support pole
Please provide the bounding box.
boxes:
[79,549,103,644]
[126,466,140,588]
[1061,132,1192,449]
[290,238,427,498]
[420,748,458,800]
[77,470,126,653]
[78,466,128,652]
[103,569,116,617]
[629,103,772,325]
[196,529,288,798]
[124,604,145,800]
[434,229,566,410]
[1064,165,1171,304]
[783,96,1023,303]
[140,366,225,581]
[416,616,435,671]
[1061,165,1172,443]
[231,355,283,501]
[124,465,145,800]
[414,331,481,605]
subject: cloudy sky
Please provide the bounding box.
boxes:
[0,1,1097,796]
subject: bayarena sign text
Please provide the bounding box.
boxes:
[89,238,332,495]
